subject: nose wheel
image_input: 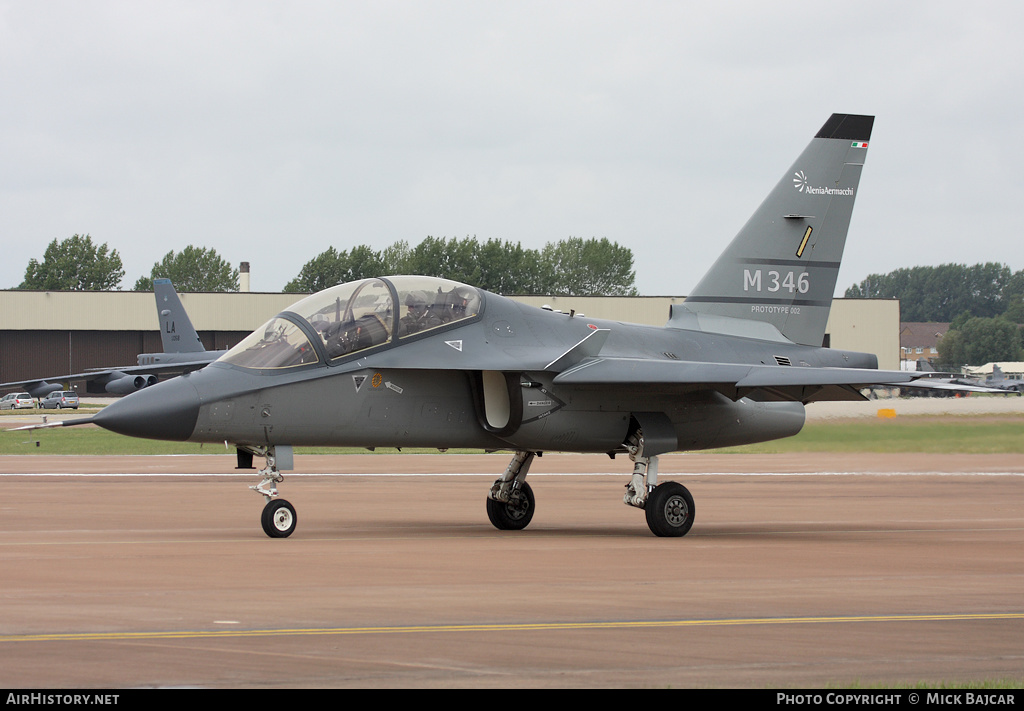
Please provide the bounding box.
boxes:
[261,499,297,538]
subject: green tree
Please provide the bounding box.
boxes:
[284,245,388,293]
[284,236,638,296]
[845,263,1014,322]
[345,244,387,282]
[285,247,345,293]
[19,234,125,290]
[134,246,238,292]
[1002,270,1024,324]
[937,316,1022,367]
[406,236,484,285]
[538,237,638,296]
[475,238,544,294]
[380,239,413,275]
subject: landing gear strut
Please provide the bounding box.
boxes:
[247,445,297,538]
[487,451,537,530]
[623,430,695,537]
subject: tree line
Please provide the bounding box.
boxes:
[21,236,1017,365]
[844,263,1024,366]
[844,263,1024,323]
[283,236,637,295]
[13,234,637,296]
[17,235,239,293]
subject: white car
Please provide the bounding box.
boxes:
[0,392,35,410]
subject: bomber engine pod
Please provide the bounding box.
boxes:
[110,373,157,394]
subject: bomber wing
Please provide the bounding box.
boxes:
[1,279,223,397]
[0,358,217,398]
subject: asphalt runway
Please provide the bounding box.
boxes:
[1,449,1023,688]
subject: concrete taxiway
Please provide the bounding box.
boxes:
[1,446,1023,688]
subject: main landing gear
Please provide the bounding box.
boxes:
[487,451,536,530]
[247,446,297,538]
[486,447,695,537]
[624,430,695,537]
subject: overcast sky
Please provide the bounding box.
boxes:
[2,1,1022,296]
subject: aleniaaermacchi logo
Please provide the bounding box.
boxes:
[792,170,854,196]
[792,171,809,192]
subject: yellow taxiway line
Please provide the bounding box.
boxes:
[3,612,1023,644]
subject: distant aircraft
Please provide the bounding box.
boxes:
[904,359,992,395]
[0,279,225,398]
[910,359,1023,395]
[18,113,997,539]
[984,365,1024,394]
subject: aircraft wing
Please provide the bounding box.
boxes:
[2,279,222,398]
[896,379,1015,394]
[551,357,999,403]
[0,358,216,398]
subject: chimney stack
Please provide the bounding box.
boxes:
[239,262,250,292]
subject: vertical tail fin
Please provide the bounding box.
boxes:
[681,113,874,346]
[154,279,206,353]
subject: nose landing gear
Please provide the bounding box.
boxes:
[246,445,298,538]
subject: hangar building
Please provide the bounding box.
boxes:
[0,290,899,390]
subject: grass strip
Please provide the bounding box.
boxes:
[2,413,1023,456]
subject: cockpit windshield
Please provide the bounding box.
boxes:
[218,276,481,370]
[391,276,481,339]
[299,278,395,359]
[218,317,320,369]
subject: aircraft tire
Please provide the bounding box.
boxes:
[261,499,297,538]
[645,482,694,538]
[486,481,535,531]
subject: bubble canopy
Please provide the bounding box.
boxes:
[218,276,483,370]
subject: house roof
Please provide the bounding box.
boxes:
[900,322,950,350]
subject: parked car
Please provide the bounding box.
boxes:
[0,392,35,410]
[40,391,80,410]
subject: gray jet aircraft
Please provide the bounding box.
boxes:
[984,365,1024,394]
[903,359,1001,396]
[0,279,225,398]
[21,113,973,538]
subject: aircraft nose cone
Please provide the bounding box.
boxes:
[92,376,201,441]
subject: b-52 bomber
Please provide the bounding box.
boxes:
[23,113,968,538]
[0,279,224,398]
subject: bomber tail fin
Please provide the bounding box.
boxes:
[680,113,874,346]
[154,279,206,353]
